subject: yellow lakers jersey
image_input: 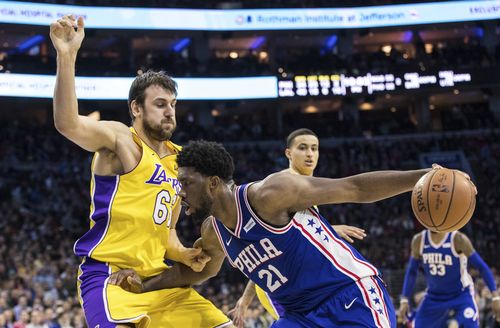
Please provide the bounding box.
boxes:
[74,129,181,278]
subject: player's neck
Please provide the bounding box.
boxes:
[288,166,313,176]
[212,184,239,230]
[133,124,171,157]
[429,231,447,244]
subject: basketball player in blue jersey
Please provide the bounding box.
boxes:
[398,230,500,327]
[229,128,366,327]
[114,141,465,327]
[50,15,231,328]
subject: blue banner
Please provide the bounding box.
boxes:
[0,1,499,31]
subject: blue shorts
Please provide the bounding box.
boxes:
[271,276,396,328]
[414,287,479,328]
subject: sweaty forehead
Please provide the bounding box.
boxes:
[291,135,319,147]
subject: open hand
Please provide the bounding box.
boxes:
[333,225,366,243]
[227,298,250,328]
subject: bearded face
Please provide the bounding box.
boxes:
[135,85,177,141]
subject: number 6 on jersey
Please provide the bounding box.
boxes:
[153,190,175,226]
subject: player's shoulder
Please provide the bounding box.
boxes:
[412,231,424,242]
[253,171,293,193]
[411,231,424,249]
[201,216,217,242]
[168,141,182,153]
[452,231,472,247]
[100,121,136,144]
[248,171,300,209]
[247,174,279,205]
[453,230,468,239]
[200,216,224,252]
[452,230,475,255]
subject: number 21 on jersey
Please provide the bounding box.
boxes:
[258,264,288,292]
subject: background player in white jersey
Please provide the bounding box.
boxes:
[228,128,366,326]
[398,230,500,327]
[112,141,465,327]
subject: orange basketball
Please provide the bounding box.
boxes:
[411,168,476,232]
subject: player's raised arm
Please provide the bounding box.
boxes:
[252,168,431,215]
[50,15,124,152]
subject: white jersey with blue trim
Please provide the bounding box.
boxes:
[420,230,473,297]
[212,183,381,313]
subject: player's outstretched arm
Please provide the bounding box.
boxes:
[454,232,500,320]
[398,233,422,323]
[227,281,256,328]
[252,168,431,216]
[50,15,125,152]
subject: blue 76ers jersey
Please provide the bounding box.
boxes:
[212,183,381,313]
[420,230,473,297]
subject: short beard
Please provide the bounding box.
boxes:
[190,194,212,224]
[143,119,175,141]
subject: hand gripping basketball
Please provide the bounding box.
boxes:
[411,166,476,232]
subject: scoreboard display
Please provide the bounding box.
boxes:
[278,70,473,97]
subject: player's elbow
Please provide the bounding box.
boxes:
[192,268,220,286]
[191,261,223,286]
[190,274,214,286]
[54,117,79,137]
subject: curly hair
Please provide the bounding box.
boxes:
[177,140,234,182]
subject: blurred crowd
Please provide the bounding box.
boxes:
[1,117,499,327]
[172,102,498,143]
[1,34,498,78]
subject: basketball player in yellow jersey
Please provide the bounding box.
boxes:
[228,128,366,327]
[50,15,232,328]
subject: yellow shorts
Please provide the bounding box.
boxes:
[255,285,281,320]
[78,258,231,328]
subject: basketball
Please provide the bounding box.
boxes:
[411,168,476,232]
